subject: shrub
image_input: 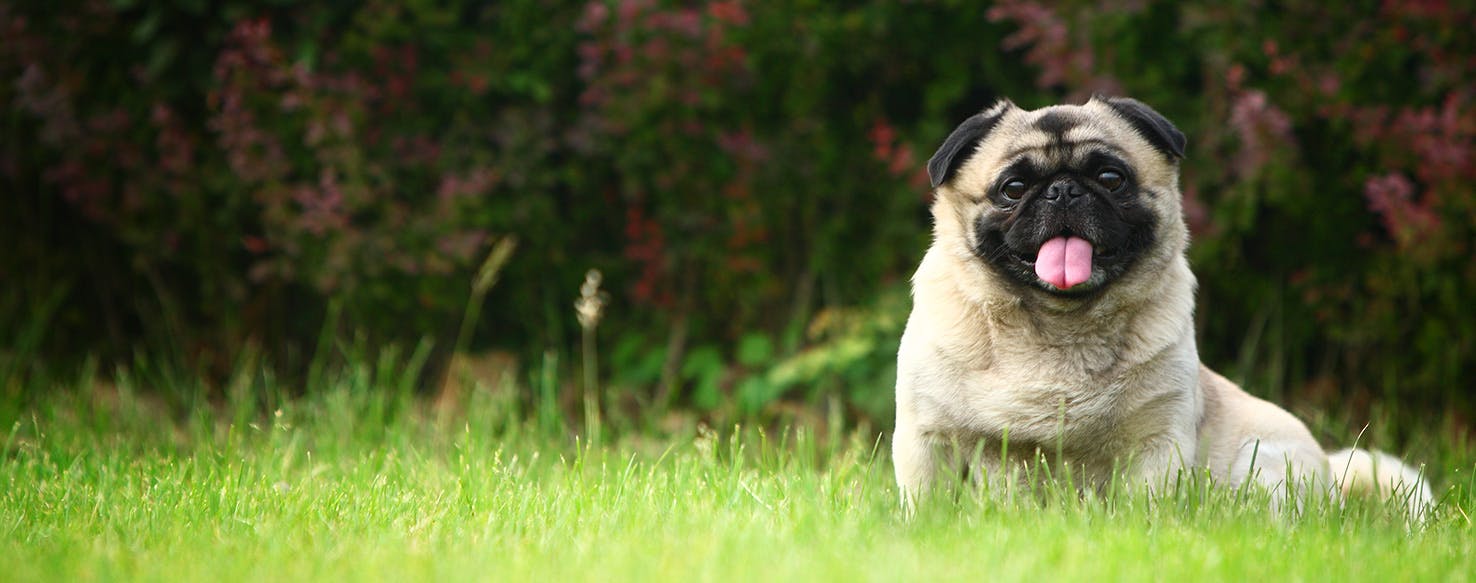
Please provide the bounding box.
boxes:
[2,1,1471,426]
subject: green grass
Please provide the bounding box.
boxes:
[3,378,1475,582]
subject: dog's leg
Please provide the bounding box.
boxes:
[1227,437,1332,514]
[1128,431,1196,493]
[892,421,936,515]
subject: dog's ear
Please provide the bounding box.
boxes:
[928,100,1014,188]
[1097,95,1186,161]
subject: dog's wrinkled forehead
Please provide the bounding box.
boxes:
[995,106,1118,169]
[932,98,1185,197]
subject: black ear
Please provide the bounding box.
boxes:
[1098,96,1186,160]
[928,100,1013,188]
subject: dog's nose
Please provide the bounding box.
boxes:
[1043,179,1086,202]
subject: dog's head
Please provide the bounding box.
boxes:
[927,97,1188,299]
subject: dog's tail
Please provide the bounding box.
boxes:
[1327,448,1434,520]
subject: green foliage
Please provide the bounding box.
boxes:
[680,345,725,411]
[1,1,1473,426]
[741,291,907,418]
[735,334,772,368]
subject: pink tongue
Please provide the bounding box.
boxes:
[1034,236,1094,289]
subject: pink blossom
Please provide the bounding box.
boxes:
[986,0,1117,96]
[1229,89,1294,177]
[707,1,749,26]
[716,130,768,162]
[1364,173,1439,246]
[576,2,609,33]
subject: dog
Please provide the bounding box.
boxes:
[892,96,1433,518]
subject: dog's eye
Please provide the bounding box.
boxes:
[1097,169,1125,192]
[1000,179,1027,200]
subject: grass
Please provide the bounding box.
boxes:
[3,370,1475,582]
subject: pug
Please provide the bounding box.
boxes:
[893,96,1432,517]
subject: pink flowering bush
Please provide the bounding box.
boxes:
[1,2,586,372]
[1,0,1471,422]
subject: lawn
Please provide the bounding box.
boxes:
[3,379,1474,582]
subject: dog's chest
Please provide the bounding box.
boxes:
[915,340,1143,445]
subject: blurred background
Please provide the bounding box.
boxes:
[2,1,1472,438]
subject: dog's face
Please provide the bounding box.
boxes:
[927,97,1188,298]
